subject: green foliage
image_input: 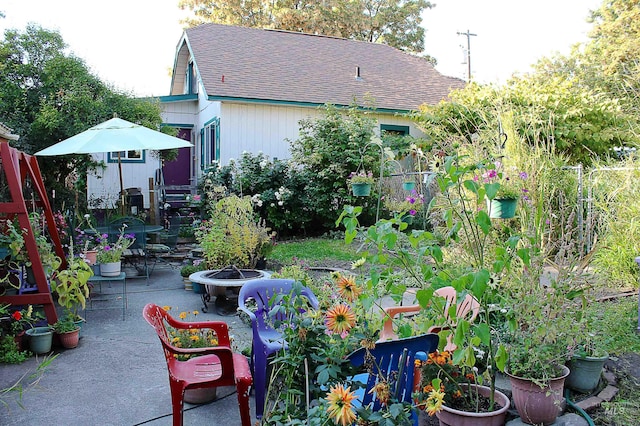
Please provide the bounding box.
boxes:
[179,261,205,277]
[0,24,165,209]
[52,315,79,334]
[413,78,638,166]
[0,335,29,364]
[179,0,433,53]
[195,194,274,268]
[50,256,93,317]
[289,105,381,230]
[589,157,640,288]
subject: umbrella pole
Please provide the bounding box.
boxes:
[118,152,126,216]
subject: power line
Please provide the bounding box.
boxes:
[457,30,477,82]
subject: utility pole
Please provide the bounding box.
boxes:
[457,29,477,82]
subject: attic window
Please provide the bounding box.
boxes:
[185,61,197,95]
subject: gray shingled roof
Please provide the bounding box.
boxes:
[184,24,465,112]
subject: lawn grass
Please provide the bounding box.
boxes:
[269,237,360,265]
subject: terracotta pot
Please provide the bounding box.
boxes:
[184,386,217,404]
[435,384,510,426]
[83,250,98,265]
[507,365,570,425]
[57,328,80,349]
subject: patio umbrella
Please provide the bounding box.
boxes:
[35,117,192,210]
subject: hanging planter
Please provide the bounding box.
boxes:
[402,181,416,191]
[351,183,372,197]
[487,198,517,219]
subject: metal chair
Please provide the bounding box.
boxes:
[142,303,252,426]
[378,286,480,351]
[237,278,319,419]
[347,333,439,422]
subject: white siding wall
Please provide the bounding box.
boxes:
[86,152,161,209]
[218,102,425,164]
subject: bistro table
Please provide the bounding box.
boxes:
[86,225,164,278]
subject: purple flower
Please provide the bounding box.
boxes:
[519,172,528,180]
[104,245,112,251]
[409,209,417,216]
[125,233,135,239]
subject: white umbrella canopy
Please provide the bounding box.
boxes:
[35,117,192,213]
[35,117,191,155]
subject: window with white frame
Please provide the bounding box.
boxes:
[108,150,144,163]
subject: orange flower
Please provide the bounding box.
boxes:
[326,384,357,426]
[325,304,356,335]
[425,388,445,416]
[369,381,390,406]
[336,274,362,302]
[179,311,188,320]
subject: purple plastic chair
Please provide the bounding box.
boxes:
[238,278,319,419]
[347,333,439,424]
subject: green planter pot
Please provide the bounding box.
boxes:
[566,354,608,393]
[487,198,517,219]
[192,282,206,294]
[351,183,372,196]
[26,326,53,354]
[402,181,416,191]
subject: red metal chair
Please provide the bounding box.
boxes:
[142,303,252,426]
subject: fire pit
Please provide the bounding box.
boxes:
[189,265,271,315]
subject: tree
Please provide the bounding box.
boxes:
[413,78,638,166]
[178,0,433,53]
[534,0,640,116]
[0,24,164,210]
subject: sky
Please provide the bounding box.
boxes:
[0,0,603,97]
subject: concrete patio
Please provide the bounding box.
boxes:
[0,266,256,426]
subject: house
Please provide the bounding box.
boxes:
[88,23,464,213]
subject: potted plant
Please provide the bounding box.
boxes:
[162,306,220,403]
[179,260,205,291]
[482,162,528,219]
[501,272,579,425]
[194,194,275,270]
[565,331,609,394]
[95,225,135,276]
[347,170,375,196]
[53,315,80,349]
[50,254,93,326]
[338,154,531,423]
[383,193,424,225]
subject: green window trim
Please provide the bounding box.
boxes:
[380,124,410,135]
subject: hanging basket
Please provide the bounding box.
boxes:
[402,181,416,191]
[487,198,517,219]
[351,183,372,196]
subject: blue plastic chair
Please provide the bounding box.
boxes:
[238,278,319,419]
[347,333,439,423]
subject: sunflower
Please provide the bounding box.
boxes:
[336,274,362,302]
[326,384,357,426]
[325,304,356,335]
